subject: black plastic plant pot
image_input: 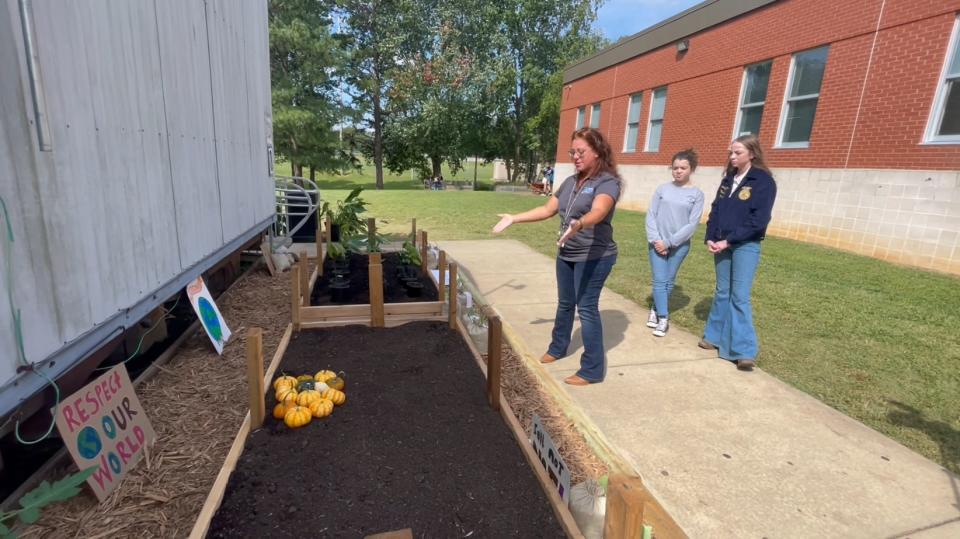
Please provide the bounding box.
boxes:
[398,264,419,283]
[404,279,424,298]
[333,260,351,276]
[330,275,351,303]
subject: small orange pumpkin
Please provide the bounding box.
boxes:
[273,401,293,420]
[321,388,346,406]
[296,389,322,407]
[276,386,298,404]
[273,375,297,391]
[308,398,334,418]
[314,370,336,383]
[283,405,312,428]
[326,374,345,391]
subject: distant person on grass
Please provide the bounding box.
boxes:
[700,134,777,371]
[645,149,705,337]
[492,127,621,386]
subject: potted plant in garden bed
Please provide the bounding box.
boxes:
[320,187,368,242]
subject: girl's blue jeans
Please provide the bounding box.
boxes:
[548,254,617,382]
[648,241,691,318]
[703,241,761,361]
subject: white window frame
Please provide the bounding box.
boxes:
[623,93,643,152]
[576,106,585,129]
[733,60,772,139]
[776,46,829,149]
[589,103,601,128]
[924,14,960,144]
[645,87,667,152]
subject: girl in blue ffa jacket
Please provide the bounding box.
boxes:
[700,134,777,371]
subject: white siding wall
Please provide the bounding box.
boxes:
[0,0,273,385]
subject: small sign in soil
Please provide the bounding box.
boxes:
[208,323,564,537]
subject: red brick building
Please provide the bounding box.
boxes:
[557,0,960,274]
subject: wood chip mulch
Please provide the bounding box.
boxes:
[19,260,606,538]
[498,345,610,486]
[21,262,295,539]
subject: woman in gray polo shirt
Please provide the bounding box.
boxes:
[492,128,621,386]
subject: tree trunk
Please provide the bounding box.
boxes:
[473,157,478,189]
[293,163,303,178]
[512,96,523,184]
[372,73,385,191]
[430,155,442,178]
[504,158,514,183]
[310,167,316,182]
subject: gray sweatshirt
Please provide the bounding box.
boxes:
[645,182,705,248]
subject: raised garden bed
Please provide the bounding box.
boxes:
[292,224,453,329]
[309,251,439,305]
[206,322,566,537]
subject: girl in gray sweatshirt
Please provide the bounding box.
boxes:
[645,149,705,337]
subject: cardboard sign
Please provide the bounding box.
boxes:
[54,364,156,501]
[186,276,232,354]
[532,414,571,503]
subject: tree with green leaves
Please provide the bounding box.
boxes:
[270,0,354,178]
[487,0,607,183]
[334,0,431,189]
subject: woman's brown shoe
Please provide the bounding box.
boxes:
[564,374,590,386]
[540,353,558,364]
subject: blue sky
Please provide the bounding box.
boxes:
[594,0,704,42]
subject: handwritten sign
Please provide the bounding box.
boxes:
[186,276,232,354]
[532,414,571,503]
[54,364,156,501]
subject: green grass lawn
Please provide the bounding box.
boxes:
[274,160,498,191]
[314,188,960,473]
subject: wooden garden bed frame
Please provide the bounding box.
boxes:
[190,229,686,538]
[293,218,449,329]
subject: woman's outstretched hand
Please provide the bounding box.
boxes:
[557,219,581,247]
[492,214,514,233]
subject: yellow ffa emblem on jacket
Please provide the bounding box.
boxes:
[738,186,752,201]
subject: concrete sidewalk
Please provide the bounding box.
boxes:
[440,239,960,538]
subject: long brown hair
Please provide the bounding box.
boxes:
[572,127,620,182]
[723,134,770,178]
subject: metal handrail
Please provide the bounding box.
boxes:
[274,175,321,238]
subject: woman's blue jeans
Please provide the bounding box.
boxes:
[548,254,617,383]
[703,241,761,361]
[648,242,691,318]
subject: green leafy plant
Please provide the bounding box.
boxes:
[0,466,97,537]
[326,241,347,262]
[320,188,368,239]
[398,241,422,267]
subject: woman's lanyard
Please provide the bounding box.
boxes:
[560,177,590,237]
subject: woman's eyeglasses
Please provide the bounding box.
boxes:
[567,149,588,158]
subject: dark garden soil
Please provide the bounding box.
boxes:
[208,322,565,538]
[310,252,439,305]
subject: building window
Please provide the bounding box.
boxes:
[645,87,667,152]
[926,15,960,143]
[777,46,829,148]
[624,93,643,152]
[576,106,585,129]
[589,103,601,128]
[734,61,772,137]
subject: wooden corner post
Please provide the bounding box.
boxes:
[315,210,323,264]
[245,328,265,428]
[367,217,376,250]
[411,218,417,242]
[604,474,687,539]
[369,252,385,327]
[419,230,428,274]
[448,262,458,330]
[484,307,502,411]
[299,250,309,307]
[291,264,301,331]
[437,251,446,302]
[325,214,333,254]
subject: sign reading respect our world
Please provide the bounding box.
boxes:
[54,364,156,501]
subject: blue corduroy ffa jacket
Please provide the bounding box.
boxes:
[704,167,777,244]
